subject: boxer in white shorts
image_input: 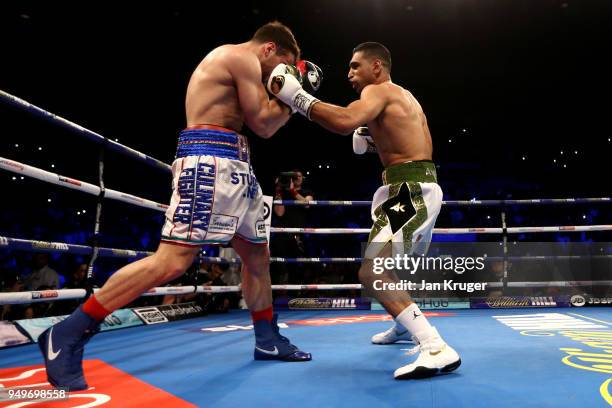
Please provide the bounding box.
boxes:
[365,160,442,260]
[38,22,319,393]
[161,124,268,247]
[268,41,461,379]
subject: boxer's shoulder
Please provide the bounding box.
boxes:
[360,83,391,105]
[216,45,260,78]
[205,44,258,68]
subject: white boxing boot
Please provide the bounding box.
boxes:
[371,323,414,344]
[394,327,461,379]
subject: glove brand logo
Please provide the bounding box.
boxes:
[308,71,321,90]
[293,93,310,112]
[390,203,406,213]
[270,76,284,95]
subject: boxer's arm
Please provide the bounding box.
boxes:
[309,84,386,135]
[231,54,291,138]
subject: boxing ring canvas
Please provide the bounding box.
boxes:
[1,308,611,407]
[1,14,611,404]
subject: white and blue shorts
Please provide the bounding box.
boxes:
[161,125,267,247]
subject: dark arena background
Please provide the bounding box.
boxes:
[1,1,611,407]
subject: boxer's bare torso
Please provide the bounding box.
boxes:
[185,45,245,130]
[310,50,434,167]
[185,43,295,134]
[364,82,433,167]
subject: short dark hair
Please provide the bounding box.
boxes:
[252,21,300,60]
[352,42,392,72]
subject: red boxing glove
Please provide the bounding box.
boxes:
[296,60,323,94]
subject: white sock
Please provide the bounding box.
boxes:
[395,303,435,342]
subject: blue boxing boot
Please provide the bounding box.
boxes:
[38,305,100,391]
[253,314,311,361]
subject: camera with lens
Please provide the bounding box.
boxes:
[277,171,297,190]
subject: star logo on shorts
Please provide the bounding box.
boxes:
[381,183,416,234]
[390,203,406,213]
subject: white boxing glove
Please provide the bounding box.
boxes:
[352,126,377,154]
[267,63,319,119]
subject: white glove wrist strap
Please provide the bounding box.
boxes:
[292,89,319,120]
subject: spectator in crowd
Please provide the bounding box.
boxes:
[219,247,242,287]
[161,263,205,305]
[1,275,32,320]
[55,262,91,316]
[65,263,88,289]
[23,253,60,290]
[271,169,314,286]
[202,263,236,313]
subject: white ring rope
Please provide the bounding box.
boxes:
[4,157,608,235]
[3,231,612,261]
[2,90,609,208]
[270,227,504,234]
[0,284,363,305]
[271,225,612,234]
[2,280,610,306]
[0,89,172,172]
[2,236,611,264]
[274,198,612,206]
[0,157,168,212]
[486,281,612,288]
[2,90,610,312]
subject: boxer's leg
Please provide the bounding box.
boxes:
[388,182,460,379]
[231,237,272,314]
[231,167,311,362]
[362,182,417,343]
[39,242,199,391]
[359,243,415,344]
[93,242,199,310]
[231,237,311,362]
